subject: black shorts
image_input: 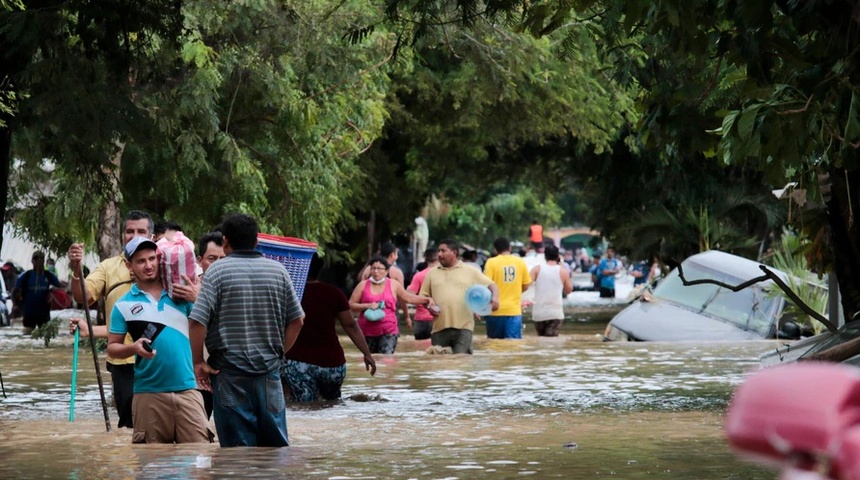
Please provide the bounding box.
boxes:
[413,320,433,340]
[599,287,615,298]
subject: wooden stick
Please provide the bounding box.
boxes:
[76,264,111,432]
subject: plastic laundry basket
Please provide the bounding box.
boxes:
[256,233,318,301]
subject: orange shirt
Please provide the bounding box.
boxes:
[529,224,543,243]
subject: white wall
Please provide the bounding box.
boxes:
[0,224,101,282]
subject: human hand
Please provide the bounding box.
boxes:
[172,275,199,302]
[427,299,441,317]
[136,338,155,359]
[364,353,377,376]
[491,297,500,312]
[68,243,85,267]
[195,361,220,392]
[69,318,89,338]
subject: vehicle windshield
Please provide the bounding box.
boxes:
[652,262,781,336]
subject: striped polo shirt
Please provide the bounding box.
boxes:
[189,250,304,375]
[109,284,196,393]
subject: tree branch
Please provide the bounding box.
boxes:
[675,260,836,333]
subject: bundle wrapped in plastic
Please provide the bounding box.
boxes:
[157,232,198,298]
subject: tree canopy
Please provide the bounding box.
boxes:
[5,0,860,320]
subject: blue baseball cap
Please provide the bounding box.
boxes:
[124,236,158,260]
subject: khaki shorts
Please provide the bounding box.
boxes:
[132,389,211,444]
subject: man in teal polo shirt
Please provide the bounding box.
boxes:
[108,236,209,443]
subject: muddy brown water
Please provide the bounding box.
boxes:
[0,310,775,479]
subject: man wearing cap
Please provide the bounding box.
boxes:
[190,213,305,447]
[14,251,61,334]
[67,209,153,429]
[107,236,209,443]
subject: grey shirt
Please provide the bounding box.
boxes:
[189,251,304,375]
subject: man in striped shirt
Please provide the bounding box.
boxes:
[189,213,305,447]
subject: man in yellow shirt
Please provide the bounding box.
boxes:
[420,239,499,354]
[483,237,532,339]
[67,209,154,428]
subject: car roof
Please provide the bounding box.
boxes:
[683,250,787,283]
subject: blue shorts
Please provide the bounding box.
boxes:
[486,315,523,339]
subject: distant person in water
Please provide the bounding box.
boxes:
[407,248,440,340]
[483,237,532,339]
[598,247,622,298]
[358,242,410,324]
[14,251,61,334]
[528,220,544,251]
[419,239,499,354]
[350,256,437,354]
[529,245,573,337]
[461,250,481,270]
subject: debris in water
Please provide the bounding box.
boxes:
[563,442,578,451]
[426,345,454,355]
[193,455,211,468]
[347,393,389,402]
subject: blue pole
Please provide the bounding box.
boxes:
[69,328,79,422]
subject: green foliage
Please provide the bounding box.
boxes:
[428,187,563,249]
[30,317,60,347]
[766,230,828,334]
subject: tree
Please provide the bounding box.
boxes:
[383,0,860,321]
[4,1,395,260]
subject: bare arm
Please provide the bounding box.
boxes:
[337,310,376,376]
[68,243,85,304]
[560,267,573,296]
[282,316,305,353]
[190,320,218,391]
[69,318,109,339]
[393,280,432,306]
[530,265,539,282]
[349,280,376,312]
[389,268,411,325]
[488,282,500,311]
[357,265,370,282]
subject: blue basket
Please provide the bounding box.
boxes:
[256,234,317,301]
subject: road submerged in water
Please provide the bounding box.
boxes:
[0,308,774,479]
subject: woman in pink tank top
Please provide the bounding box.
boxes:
[349,256,438,354]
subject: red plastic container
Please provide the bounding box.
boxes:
[725,363,860,475]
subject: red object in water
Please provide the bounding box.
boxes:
[725,363,860,478]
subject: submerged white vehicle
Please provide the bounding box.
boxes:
[604,250,814,342]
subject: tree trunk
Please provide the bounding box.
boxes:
[96,140,126,260]
[826,166,860,322]
[367,210,376,259]
[0,126,10,254]
[803,167,860,362]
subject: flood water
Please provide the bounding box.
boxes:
[0,309,774,479]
